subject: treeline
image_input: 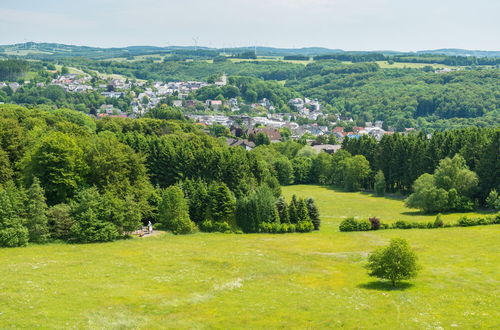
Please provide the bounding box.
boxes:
[311,53,500,66]
[0,105,318,247]
[0,60,29,81]
[251,127,499,211]
[341,128,499,200]
[392,55,500,66]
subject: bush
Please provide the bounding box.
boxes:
[200,220,231,233]
[391,220,413,229]
[433,214,444,228]
[0,225,29,247]
[357,219,372,231]
[70,221,119,243]
[368,217,381,230]
[339,217,358,232]
[296,221,314,232]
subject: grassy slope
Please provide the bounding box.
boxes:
[0,185,498,328]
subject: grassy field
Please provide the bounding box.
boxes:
[1,185,498,328]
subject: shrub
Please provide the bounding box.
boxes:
[433,214,444,228]
[391,220,413,229]
[0,225,29,247]
[297,221,314,232]
[288,223,297,233]
[368,217,381,230]
[70,220,119,243]
[457,216,478,227]
[200,220,231,233]
[357,219,372,231]
[339,217,358,232]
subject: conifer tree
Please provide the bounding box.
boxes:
[296,198,311,223]
[276,196,290,224]
[305,197,320,230]
[288,195,299,223]
[25,178,49,243]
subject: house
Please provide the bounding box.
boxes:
[206,100,223,109]
[172,100,183,107]
[226,138,255,151]
[247,127,282,142]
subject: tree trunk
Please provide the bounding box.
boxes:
[392,279,396,287]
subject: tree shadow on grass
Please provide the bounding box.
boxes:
[357,281,414,291]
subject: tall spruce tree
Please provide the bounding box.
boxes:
[305,197,320,230]
[288,195,299,223]
[25,178,49,243]
[276,196,290,224]
[296,198,311,223]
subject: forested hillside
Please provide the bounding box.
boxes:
[0,105,321,247]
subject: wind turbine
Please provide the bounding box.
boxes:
[192,37,199,51]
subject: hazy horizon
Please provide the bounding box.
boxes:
[1,0,499,52]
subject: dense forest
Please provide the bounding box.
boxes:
[286,61,500,130]
[0,105,321,247]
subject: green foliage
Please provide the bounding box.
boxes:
[405,155,478,213]
[275,196,290,224]
[179,179,209,224]
[342,155,371,191]
[339,217,358,232]
[365,238,420,287]
[69,188,120,243]
[158,185,195,234]
[433,214,444,228]
[207,182,236,225]
[0,225,29,248]
[305,197,320,230]
[486,190,500,210]
[0,182,28,247]
[374,170,386,196]
[25,178,49,243]
[199,220,231,233]
[0,148,13,184]
[273,157,294,185]
[0,60,29,81]
[255,133,271,146]
[236,185,278,233]
[23,131,87,205]
[47,203,74,240]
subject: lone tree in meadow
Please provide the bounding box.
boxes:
[365,238,420,287]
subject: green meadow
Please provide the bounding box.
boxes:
[1,185,498,328]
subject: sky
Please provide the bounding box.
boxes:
[1,0,499,51]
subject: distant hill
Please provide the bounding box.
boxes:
[417,48,500,57]
[0,42,498,59]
